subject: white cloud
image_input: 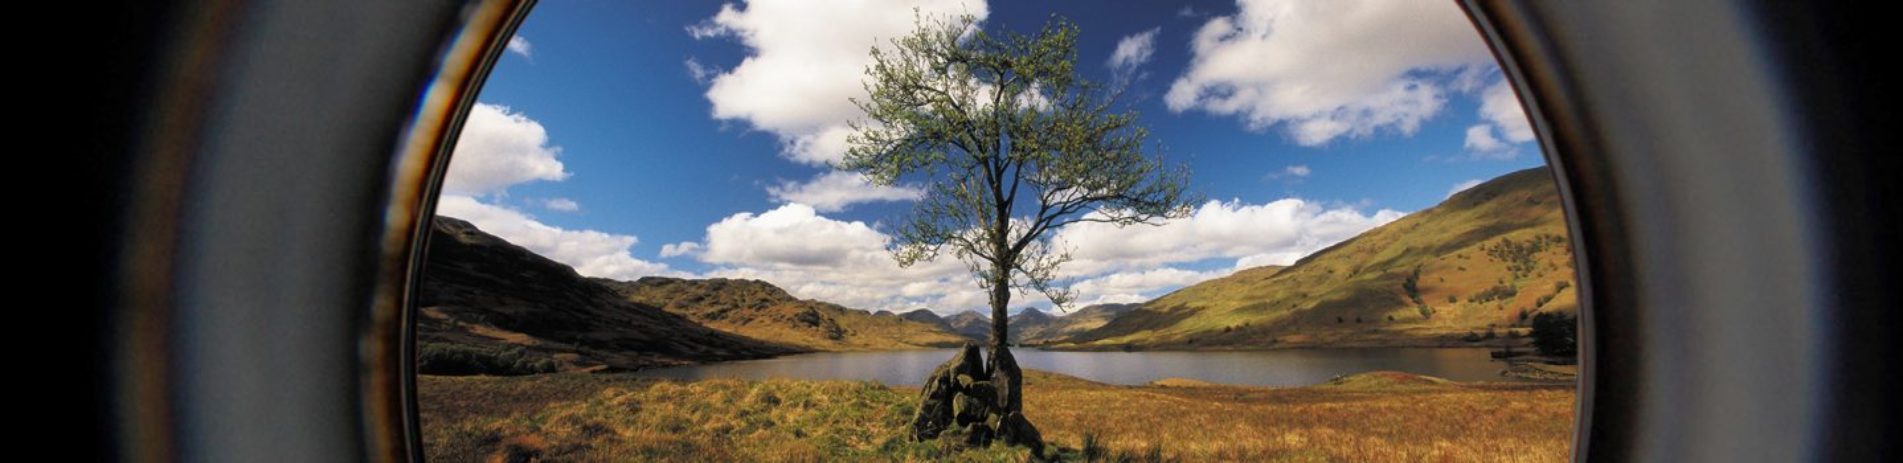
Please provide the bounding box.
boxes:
[1458,80,1535,159]
[1054,198,1406,276]
[668,197,1405,313]
[1446,179,1484,198]
[1479,80,1534,143]
[544,198,580,212]
[766,171,924,212]
[684,57,716,84]
[444,103,569,196]
[437,195,674,280]
[507,36,532,59]
[1284,165,1311,177]
[687,203,980,312]
[1464,124,1507,153]
[1164,0,1495,146]
[1070,267,1226,306]
[1477,79,1534,141]
[1108,28,1160,81]
[691,0,990,166]
[700,203,902,267]
[659,241,703,258]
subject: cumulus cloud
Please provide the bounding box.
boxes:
[1108,28,1160,82]
[1464,124,1507,153]
[659,242,702,258]
[437,195,674,280]
[765,171,925,212]
[669,197,1405,312]
[685,203,980,312]
[1461,79,1535,158]
[1054,198,1406,276]
[701,203,906,267]
[543,198,580,212]
[443,103,569,196]
[507,36,532,58]
[1070,267,1226,306]
[691,0,989,166]
[1446,179,1485,198]
[1165,0,1495,146]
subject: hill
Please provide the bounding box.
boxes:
[1013,303,1142,345]
[1057,167,1578,349]
[416,217,799,374]
[899,309,949,328]
[595,277,967,351]
[944,310,994,341]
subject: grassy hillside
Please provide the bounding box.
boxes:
[420,370,1574,462]
[597,277,967,351]
[416,217,800,373]
[1060,167,1578,349]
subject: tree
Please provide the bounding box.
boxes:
[844,14,1191,354]
[843,13,1193,444]
[1529,311,1578,356]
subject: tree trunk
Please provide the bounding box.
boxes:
[984,257,1023,415]
[989,269,1010,351]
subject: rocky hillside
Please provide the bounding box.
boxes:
[595,277,967,351]
[416,217,799,374]
[1057,167,1579,349]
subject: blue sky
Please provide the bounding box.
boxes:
[439,0,1545,315]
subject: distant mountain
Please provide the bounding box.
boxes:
[1011,303,1143,345]
[1057,167,1579,349]
[416,217,798,373]
[899,309,948,328]
[943,311,994,342]
[595,277,967,351]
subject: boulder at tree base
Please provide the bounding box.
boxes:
[910,343,1045,456]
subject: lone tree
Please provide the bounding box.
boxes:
[842,14,1193,449]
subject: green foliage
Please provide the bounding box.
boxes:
[1529,312,1578,356]
[1416,304,1435,320]
[417,342,557,376]
[1482,234,1567,279]
[1401,265,1425,305]
[843,14,1195,341]
[1468,284,1519,304]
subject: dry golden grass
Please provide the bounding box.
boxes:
[421,370,1575,462]
[1022,371,1574,462]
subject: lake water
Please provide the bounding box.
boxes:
[631,348,1524,386]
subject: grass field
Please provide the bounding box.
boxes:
[420,370,1575,462]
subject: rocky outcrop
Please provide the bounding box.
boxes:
[911,343,1044,456]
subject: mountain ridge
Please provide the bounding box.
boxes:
[416,217,800,373]
[1055,167,1578,350]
